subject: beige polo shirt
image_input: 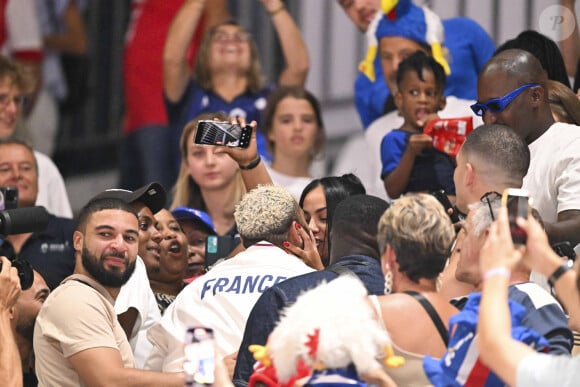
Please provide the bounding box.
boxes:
[34,274,134,386]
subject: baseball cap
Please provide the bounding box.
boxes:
[91,182,167,214]
[171,206,216,235]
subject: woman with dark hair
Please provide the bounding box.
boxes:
[285,174,366,268]
[495,30,571,88]
[260,86,326,199]
[163,0,309,162]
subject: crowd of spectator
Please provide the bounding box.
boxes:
[1,0,580,386]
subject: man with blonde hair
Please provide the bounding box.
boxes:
[145,185,314,372]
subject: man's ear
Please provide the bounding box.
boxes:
[530,85,544,105]
[465,162,475,189]
[73,230,83,252]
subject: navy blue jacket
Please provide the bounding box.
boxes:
[0,215,75,290]
[232,254,384,386]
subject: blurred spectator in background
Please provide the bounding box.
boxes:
[0,139,75,290]
[163,0,309,167]
[31,0,88,157]
[495,29,571,88]
[0,0,43,127]
[120,0,230,192]
[0,55,72,218]
[260,86,324,200]
[546,79,580,125]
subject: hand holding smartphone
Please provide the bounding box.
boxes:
[431,189,462,224]
[501,188,531,245]
[194,120,252,148]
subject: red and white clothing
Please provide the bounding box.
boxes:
[123,0,203,134]
[144,242,314,372]
[0,0,43,62]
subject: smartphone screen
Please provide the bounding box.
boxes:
[502,189,529,245]
[184,327,215,386]
[193,120,252,148]
[205,235,238,270]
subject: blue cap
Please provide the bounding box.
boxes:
[171,206,216,235]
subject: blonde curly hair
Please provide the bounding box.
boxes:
[234,185,302,248]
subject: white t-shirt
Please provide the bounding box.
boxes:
[363,96,481,200]
[144,243,314,372]
[115,256,161,369]
[34,150,73,218]
[523,122,580,223]
[1,0,42,58]
[266,165,312,202]
[517,352,580,386]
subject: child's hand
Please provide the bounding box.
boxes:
[408,134,433,154]
[416,113,440,128]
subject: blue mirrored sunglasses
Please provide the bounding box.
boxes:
[470,83,540,117]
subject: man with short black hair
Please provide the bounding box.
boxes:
[439,123,531,300]
[95,182,166,369]
[33,197,185,386]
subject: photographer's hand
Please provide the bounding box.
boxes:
[0,256,23,387]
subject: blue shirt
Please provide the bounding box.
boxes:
[0,215,75,290]
[355,17,495,128]
[165,80,274,163]
[380,129,456,195]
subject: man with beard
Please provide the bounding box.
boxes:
[9,270,49,387]
[93,182,165,368]
[33,197,185,386]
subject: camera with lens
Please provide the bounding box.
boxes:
[0,255,33,290]
[0,186,18,210]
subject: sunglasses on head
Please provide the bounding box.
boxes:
[480,191,501,221]
[470,83,540,117]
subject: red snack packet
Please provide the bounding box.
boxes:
[423,117,473,157]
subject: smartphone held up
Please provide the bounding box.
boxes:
[194,120,252,148]
[501,188,531,245]
[184,327,215,386]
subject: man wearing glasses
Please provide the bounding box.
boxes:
[473,49,580,250]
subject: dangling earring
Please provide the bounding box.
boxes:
[384,266,393,295]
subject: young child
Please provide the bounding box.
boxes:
[380,51,455,199]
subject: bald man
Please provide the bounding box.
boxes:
[474,49,580,247]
